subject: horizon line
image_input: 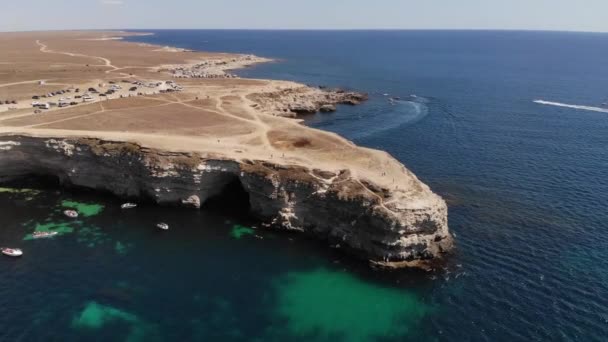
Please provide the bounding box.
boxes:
[3,28,608,35]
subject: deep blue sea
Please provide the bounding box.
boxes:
[2,30,608,341]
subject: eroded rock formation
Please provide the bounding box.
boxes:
[0,135,452,268]
[248,86,369,117]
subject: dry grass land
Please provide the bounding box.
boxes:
[0,30,434,210]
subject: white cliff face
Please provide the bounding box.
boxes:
[0,135,453,268]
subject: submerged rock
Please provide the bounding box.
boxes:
[319,104,337,113]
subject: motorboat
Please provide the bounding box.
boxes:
[32,231,58,239]
[64,210,79,218]
[157,223,169,230]
[121,203,137,209]
[2,248,23,257]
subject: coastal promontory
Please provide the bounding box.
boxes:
[0,31,453,267]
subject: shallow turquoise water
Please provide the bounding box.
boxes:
[0,188,436,341]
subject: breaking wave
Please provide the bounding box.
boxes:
[534,100,608,114]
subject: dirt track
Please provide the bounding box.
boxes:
[0,30,434,211]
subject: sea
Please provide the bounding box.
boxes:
[1,30,608,341]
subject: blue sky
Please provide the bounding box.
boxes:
[3,0,608,32]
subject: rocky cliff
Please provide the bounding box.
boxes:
[0,135,452,268]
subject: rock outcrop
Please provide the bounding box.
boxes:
[0,135,452,268]
[248,86,369,117]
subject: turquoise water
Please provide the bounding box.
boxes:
[2,30,608,341]
[0,188,433,341]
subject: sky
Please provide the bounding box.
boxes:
[3,0,608,33]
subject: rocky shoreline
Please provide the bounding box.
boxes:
[249,85,369,117]
[0,135,453,268]
[158,54,273,79]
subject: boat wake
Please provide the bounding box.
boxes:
[534,100,608,113]
[351,97,429,139]
[395,97,430,124]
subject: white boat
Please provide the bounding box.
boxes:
[2,248,23,257]
[32,231,58,239]
[121,203,137,209]
[157,223,169,230]
[64,210,79,218]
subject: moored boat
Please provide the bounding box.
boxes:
[121,203,137,209]
[33,231,58,239]
[64,210,79,218]
[157,223,169,230]
[1,248,23,257]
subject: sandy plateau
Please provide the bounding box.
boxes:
[0,31,452,268]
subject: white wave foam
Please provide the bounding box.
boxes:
[534,100,608,114]
[350,99,429,139]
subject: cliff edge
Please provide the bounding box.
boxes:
[0,135,452,267]
[0,30,453,267]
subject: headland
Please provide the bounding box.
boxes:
[0,30,452,268]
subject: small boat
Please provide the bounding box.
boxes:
[33,231,58,239]
[121,203,137,209]
[2,248,23,257]
[156,223,169,230]
[64,210,79,218]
